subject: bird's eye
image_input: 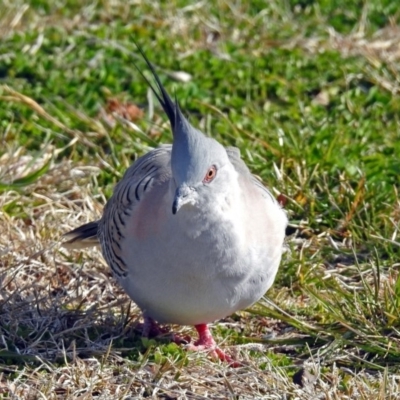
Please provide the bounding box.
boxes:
[203,165,217,183]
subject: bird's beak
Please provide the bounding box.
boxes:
[172,185,195,215]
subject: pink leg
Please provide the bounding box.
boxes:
[141,316,190,344]
[192,323,216,347]
[142,316,165,338]
[187,324,240,366]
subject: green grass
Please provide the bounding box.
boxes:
[0,0,399,398]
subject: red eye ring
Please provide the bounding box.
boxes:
[203,165,217,183]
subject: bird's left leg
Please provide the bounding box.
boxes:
[187,324,239,366]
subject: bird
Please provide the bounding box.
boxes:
[63,46,288,363]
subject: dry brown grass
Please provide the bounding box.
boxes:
[0,130,398,399]
[1,1,400,398]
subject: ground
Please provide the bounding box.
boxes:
[0,0,399,399]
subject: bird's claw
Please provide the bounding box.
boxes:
[185,342,241,367]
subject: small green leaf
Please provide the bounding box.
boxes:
[0,157,52,192]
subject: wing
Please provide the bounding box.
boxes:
[98,145,172,277]
[63,145,172,257]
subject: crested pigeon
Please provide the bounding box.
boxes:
[64,46,288,363]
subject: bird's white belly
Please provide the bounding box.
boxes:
[117,205,282,325]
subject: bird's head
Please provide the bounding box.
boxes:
[135,46,237,214]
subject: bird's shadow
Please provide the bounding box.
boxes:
[0,256,156,366]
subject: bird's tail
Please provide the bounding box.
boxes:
[63,221,100,249]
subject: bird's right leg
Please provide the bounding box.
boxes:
[142,316,165,338]
[141,316,190,344]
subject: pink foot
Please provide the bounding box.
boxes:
[142,316,166,338]
[141,316,190,344]
[186,324,240,367]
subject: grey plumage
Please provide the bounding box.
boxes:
[63,46,287,361]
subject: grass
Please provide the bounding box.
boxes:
[0,0,399,398]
